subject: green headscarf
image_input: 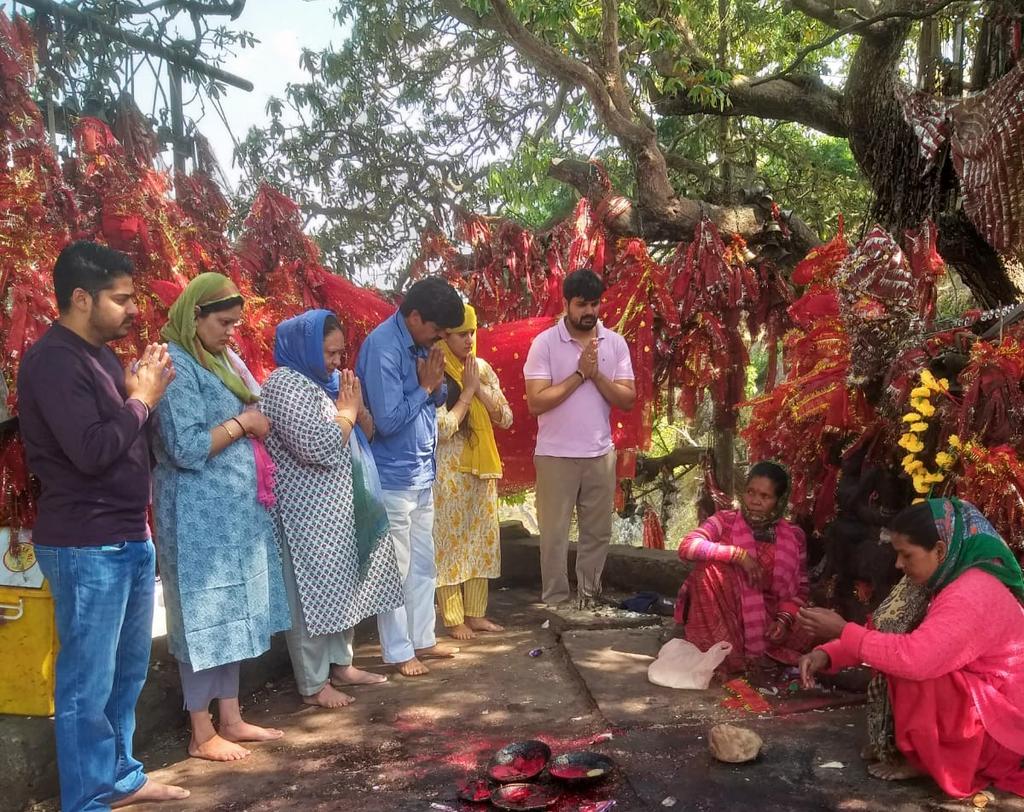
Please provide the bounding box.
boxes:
[926,497,1024,602]
[161,272,256,404]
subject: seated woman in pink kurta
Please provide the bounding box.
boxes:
[799,498,1024,799]
[674,461,812,674]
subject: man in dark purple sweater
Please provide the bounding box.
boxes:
[17,241,188,811]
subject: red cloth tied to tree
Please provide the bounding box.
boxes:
[837,226,921,385]
[661,217,758,427]
[956,444,1024,552]
[903,219,945,322]
[956,335,1024,447]
[951,61,1024,255]
[477,317,556,492]
[742,222,874,528]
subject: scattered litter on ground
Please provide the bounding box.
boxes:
[529,648,544,657]
[541,620,550,629]
[709,724,763,763]
[428,804,457,811]
[661,796,677,807]
[819,761,844,769]
[580,802,617,812]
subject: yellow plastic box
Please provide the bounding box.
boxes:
[0,581,58,716]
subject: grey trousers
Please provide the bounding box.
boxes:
[534,451,617,605]
[280,533,354,697]
[178,660,240,712]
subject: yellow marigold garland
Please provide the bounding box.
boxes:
[899,371,957,500]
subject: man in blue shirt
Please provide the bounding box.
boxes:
[356,277,465,676]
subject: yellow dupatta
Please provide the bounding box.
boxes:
[441,305,503,479]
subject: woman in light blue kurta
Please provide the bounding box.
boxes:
[153,273,290,763]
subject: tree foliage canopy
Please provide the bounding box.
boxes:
[236,0,1017,284]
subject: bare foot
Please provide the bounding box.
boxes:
[415,643,460,659]
[448,623,477,640]
[111,778,190,808]
[396,657,429,677]
[466,617,504,633]
[188,733,250,762]
[868,758,925,781]
[220,720,285,743]
[331,664,388,686]
[302,683,354,709]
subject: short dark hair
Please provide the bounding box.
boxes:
[323,314,342,337]
[746,461,790,499]
[400,277,464,328]
[563,268,605,302]
[887,502,941,550]
[53,241,134,312]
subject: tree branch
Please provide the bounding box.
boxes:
[547,157,821,254]
[528,83,570,144]
[487,0,650,146]
[662,150,717,181]
[755,0,967,86]
[786,0,863,29]
[600,0,631,114]
[654,74,848,137]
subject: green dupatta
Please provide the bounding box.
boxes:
[926,497,1024,602]
[161,272,256,404]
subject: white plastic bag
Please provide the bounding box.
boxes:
[647,638,732,690]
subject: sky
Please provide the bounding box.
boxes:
[51,0,345,192]
[182,1,342,190]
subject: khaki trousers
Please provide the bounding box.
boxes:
[534,451,616,604]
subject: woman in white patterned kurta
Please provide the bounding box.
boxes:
[434,305,513,640]
[261,310,403,708]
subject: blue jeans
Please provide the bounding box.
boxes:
[34,540,155,812]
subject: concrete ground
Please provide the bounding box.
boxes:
[25,588,1024,812]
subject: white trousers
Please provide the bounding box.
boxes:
[376,487,438,662]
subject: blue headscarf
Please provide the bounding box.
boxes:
[273,309,389,576]
[273,310,340,399]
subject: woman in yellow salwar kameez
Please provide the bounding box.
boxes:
[433,305,513,640]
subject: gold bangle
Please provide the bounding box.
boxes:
[337,414,355,431]
[222,421,239,440]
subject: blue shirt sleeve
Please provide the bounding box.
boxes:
[360,344,431,437]
[431,381,447,407]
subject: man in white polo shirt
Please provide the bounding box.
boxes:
[523,268,636,607]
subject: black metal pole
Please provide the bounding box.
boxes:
[15,0,254,91]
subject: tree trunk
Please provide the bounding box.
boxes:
[844,20,1020,306]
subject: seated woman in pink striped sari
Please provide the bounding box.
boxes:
[673,461,813,674]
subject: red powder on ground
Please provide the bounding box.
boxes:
[458,778,491,801]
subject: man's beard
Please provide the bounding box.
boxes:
[90,311,133,342]
[568,314,597,331]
